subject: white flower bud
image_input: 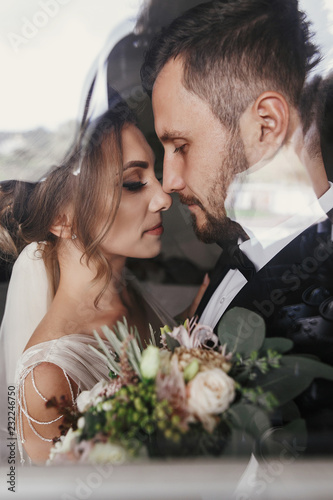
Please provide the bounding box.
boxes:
[77,417,85,429]
[140,345,160,380]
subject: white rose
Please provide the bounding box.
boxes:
[187,368,235,433]
[88,442,128,465]
[76,380,109,413]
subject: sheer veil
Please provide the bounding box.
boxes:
[0,243,52,461]
[1,243,52,385]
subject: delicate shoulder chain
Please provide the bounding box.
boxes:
[16,362,76,463]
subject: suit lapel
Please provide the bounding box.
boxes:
[215,219,333,333]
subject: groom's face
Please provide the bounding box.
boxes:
[152,58,248,243]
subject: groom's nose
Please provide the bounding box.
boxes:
[162,159,186,194]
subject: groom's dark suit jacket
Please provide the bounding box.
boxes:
[197,217,333,453]
[226,219,333,353]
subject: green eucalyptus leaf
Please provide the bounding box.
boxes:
[260,337,293,354]
[227,402,271,438]
[217,307,266,357]
[253,355,333,406]
[291,353,321,361]
[257,418,307,459]
[278,400,301,421]
[164,332,180,352]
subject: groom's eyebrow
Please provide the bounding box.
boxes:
[123,161,149,171]
[159,130,187,143]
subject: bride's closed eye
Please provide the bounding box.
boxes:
[122,181,147,192]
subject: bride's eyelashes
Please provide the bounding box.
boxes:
[122,181,147,192]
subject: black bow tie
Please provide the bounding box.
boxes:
[225,244,256,281]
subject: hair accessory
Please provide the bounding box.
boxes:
[71,233,77,240]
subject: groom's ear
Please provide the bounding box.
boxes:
[239,91,289,166]
[49,214,73,239]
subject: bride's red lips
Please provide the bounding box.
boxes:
[144,223,164,235]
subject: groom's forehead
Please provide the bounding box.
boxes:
[152,66,189,138]
[153,58,186,98]
[153,61,207,135]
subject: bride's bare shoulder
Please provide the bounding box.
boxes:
[23,307,74,351]
[19,361,77,463]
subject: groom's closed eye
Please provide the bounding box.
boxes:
[173,145,187,155]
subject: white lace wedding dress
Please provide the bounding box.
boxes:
[0,242,175,465]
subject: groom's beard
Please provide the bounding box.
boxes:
[179,193,236,243]
[179,130,249,244]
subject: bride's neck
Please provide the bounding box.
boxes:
[27,241,151,349]
[26,241,147,349]
[55,239,128,313]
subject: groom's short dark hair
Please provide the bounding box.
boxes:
[141,0,320,130]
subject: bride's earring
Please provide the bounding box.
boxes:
[71,233,77,240]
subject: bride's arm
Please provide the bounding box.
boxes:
[18,362,78,464]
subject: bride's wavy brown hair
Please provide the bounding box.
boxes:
[0,102,136,304]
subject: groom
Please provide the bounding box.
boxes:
[141,0,333,449]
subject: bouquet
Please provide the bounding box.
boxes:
[47,307,333,464]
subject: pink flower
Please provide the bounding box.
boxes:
[101,378,123,399]
[155,355,188,420]
[162,320,219,350]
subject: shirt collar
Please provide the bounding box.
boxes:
[238,183,333,270]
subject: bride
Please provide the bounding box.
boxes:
[0,102,174,464]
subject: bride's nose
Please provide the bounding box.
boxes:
[148,182,172,212]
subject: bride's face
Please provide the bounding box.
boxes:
[100,124,172,259]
